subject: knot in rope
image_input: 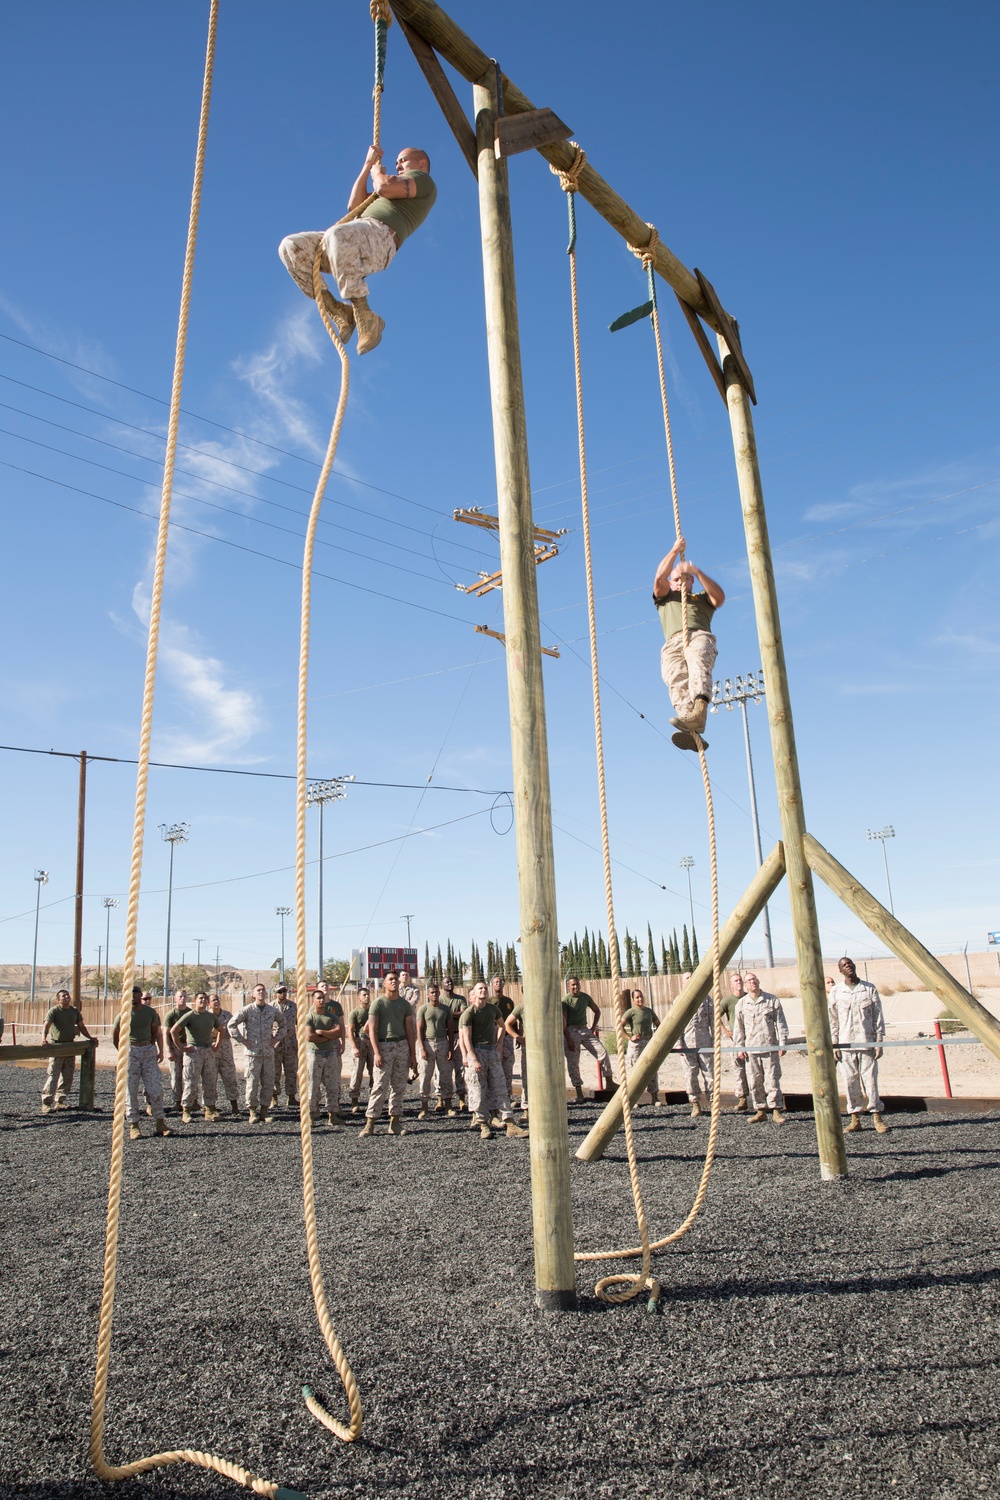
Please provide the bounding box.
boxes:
[627,222,660,269]
[370,0,392,22]
[550,143,587,194]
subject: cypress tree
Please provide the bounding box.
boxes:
[661,937,669,974]
[596,933,608,978]
[612,931,622,980]
[691,927,700,966]
[424,941,430,980]
[682,925,692,971]
[581,928,592,979]
[646,922,658,977]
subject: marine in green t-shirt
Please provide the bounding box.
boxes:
[113,994,161,1051]
[562,978,601,1032]
[307,1000,344,1054]
[45,1001,86,1045]
[171,995,221,1050]
[278,145,437,358]
[417,998,452,1044]
[347,1001,370,1043]
[623,1004,656,1041]
[460,1001,501,1051]
[369,991,414,1044]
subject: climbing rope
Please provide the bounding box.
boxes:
[552,185,725,1294]
[288,0,396,1446]
[90,7,292,1494]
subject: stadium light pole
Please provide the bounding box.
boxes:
[711,669,774,967]
[276,906,292,983]
[159,823,189,998]
[102,897,119,1001]
[306,776,355,980]
[30,870,49,1007]
[401,913,414,947]
[866,824,896,915]
[679,856,695,945]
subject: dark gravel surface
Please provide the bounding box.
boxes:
[3,1062,999,1500]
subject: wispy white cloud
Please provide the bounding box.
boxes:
[934,630,1000,656]
[154,635,261,763]
[232,305,326,459]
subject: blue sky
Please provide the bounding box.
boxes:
[2,1,998,976]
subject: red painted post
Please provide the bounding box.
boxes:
[933,1020,953,1099]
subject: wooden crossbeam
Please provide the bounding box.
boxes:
[395,14,478,178]
[674,294,728,406]
[695,269,757,404]
[495,107,572,159]
[475,624,560,658]
[454,506,567,545]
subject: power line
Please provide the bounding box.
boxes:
[0,460,475,626]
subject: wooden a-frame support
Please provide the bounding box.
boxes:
[388,0,1000,1291]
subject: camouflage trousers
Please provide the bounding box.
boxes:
[243,1049,276,1112]
[730,1052,750,1103]
[274,1039,299,1103]
[126,1043,165,1122]
[41,1054,75,1107]
[564,1026,613,1090]
[747,1051,784,1110]
[500,1033,515,1098]
[308,1047,342,1114]
[515,1042,528,1107]
[660,629,717,724]
[214,1042,240,1104]
[419,1037,454,1101]
[167,1048,185,1109]
[626,1037,659,1097]
[366,1039,410,1120]
[182,1047,217,1109]
[465,1046,514,1124]
[839,1050,883,1113]
[349,1037,374,1101]
[682,1046,714,1100]
[279,220,396,304]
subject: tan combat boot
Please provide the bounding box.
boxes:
[690,1099,702,1119]
[872,1112,889,1134]
[350,297,384,355]
[181,1108,193,1124]
[844,1114,862,1133]
[388,1115,406,1136]
[351,1098,361,1116]
[359,1118,376,1137]
[154,1118,173,1137]
[748,1109,768,1124]
[690,696,710,734]
[506,1121,528,1138]
[574,1085,585,1104]
[434,1098,446,1114]
[731,1096,749,1114]
[204,1108,219,1122]
[417,1103,430,1120]
[479,1122,494,1140]
[445,1098,458,1117]
[248,1109,260,1124]
[129,1123,142,1141]
[772,1108,786,1126]
[230,1099,241,1117]
[319,288,355,343]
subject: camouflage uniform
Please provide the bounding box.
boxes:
[732,990,788,1110]
[508,1001,528,1107]
[273,997,299,1105]
[163,1002,191,1109]
[461,1005,516,1124]
[41,1004,86,1108]
[444,990,468,1102]
[492,991,516,1099]
[211,1006,241,1106]
[562,990,613,1090]
[365,993,414,1122]
[306,998,345,1116]
[228,1000,285,1113]
[347,1003,374,1105]
[829,978,885,1115]
[622,1004,659,1099]
[681,995,714,1100]
[416,1001,453,1105]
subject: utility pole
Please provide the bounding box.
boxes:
[712,670,774,967]
[276,906,292,984]
[401,913,414,948]
[866,825,896,915]
[194,937,204,971]
[474,60,575,1309]
[306,777,354,981]
[30,870,49,1007]
[102,897,119,1001]
[72,751,87,1008]
[159,823,189,997]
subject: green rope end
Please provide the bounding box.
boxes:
[301,1384,313,1400]
[646,1295,661,1315]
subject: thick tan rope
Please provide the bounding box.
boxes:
[551,147,656,1305]
[564,211,725,1279]
[289,0,395,1443]
[89,7,289,1494]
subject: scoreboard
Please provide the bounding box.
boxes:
[366,946,418,980]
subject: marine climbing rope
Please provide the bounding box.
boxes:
[550,160,725,1304]
[90,3,392,1492]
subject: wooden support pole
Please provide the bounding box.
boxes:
[804,833,1000,1065]
[720,338,847,1182]
[79,1038,96,1110]
[576,844,786,1163]
[72,751,87,1010]
[389,0,715,324]
[473,66,576,1309]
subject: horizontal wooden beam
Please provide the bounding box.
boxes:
[804,833,1000,1067]
[496,107,572,159]
[576,843,787,1162]
[396,13,478,178]
[388,0,720,329]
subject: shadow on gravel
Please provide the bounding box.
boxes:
[660,1263,1000,1304]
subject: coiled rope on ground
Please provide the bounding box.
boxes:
[550,173,725,1298]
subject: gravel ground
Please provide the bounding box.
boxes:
[3,1063,999,1500]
